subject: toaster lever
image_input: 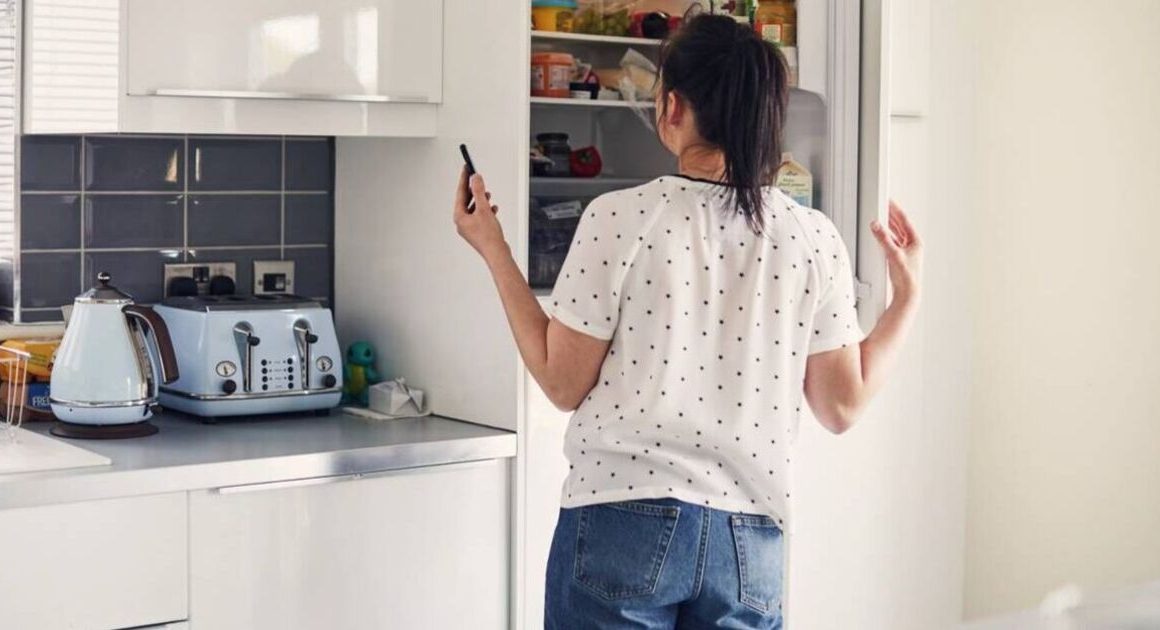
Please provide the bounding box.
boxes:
[293,320,317,391]
[233,322,259,393]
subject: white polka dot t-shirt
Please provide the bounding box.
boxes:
[549,175,864,528]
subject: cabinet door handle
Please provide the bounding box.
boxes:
[144,89,429,104]
[214,473,362,494]
[212,460,498,495]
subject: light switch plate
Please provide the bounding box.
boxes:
[163,262,237,298]
[253,260,295,295]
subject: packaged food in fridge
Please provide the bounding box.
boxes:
[776,152,813,207]
[542,200,584,219]
[574,0,639,36]
[531,52,576,98]
[532,0,579,32]
[569,81,599,99]
[593,68,626,89]
[530,147,556,176]
[536,132,573,176]
[602,48,658,103]
[529,197,584,288]
[754,0,796,45]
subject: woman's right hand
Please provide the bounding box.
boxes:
[453,168,508,264]
[871,201,923,303]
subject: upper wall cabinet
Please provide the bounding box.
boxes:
[23,0,443,136]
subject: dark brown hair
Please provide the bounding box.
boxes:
[658,14,790,231]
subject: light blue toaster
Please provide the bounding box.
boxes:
[154,295,343,418]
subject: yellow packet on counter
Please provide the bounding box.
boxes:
[1,338,61,381]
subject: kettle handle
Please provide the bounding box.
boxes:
[123,304,180,385]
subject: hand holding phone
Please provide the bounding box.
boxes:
[454,144,506,262]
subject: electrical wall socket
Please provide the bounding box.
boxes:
[253,260,296,295]
[163,262,237,298]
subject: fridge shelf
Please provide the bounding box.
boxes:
[531,96,655,109]
[531,176,653,196]
[531,31,664,47]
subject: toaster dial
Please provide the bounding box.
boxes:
[215,361,237,377]
[316,356,334,372]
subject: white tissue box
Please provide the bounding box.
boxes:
[366,378,429,419]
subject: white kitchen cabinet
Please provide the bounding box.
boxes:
[23,0,442,136]
[188,459,511,630]
[0,493,188,630]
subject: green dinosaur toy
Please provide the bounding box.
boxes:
[342,341,382,406]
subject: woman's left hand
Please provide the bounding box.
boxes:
[453,168,509,263]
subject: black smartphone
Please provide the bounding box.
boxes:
[459,143,477,212]
[459,143,477,176]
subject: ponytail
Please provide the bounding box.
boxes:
[658,15,789,231]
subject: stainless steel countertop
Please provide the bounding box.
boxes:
[0,411,516,510]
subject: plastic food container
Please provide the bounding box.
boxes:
[574,0,640,36]
[531,52,575,98]
[529,198,583,288]
[536,132,573,176]
[532,0,578,32]
[569,81,598,99]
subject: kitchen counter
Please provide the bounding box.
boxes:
[0,410,516,510]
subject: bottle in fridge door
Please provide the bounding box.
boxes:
[753,0,796,45]
[776,152,813,208]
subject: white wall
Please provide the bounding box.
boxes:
[785,1,972,628]
[960,0,1160,619]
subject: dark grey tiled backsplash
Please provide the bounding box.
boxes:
[9,135,334,323]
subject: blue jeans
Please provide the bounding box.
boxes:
[545,498,785,629]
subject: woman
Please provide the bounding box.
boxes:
[454,14,921,629]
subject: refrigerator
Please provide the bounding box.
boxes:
[526,0,892,327]
[520,0,894,625]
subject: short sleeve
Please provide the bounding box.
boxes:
[548,194,628,340]
[807,210,865,355]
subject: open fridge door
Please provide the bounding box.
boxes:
[856,0,893,330]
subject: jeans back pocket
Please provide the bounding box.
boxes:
[731,514,785,615]
[573,501,680,600]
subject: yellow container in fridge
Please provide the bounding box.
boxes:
[532,0,578,32]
